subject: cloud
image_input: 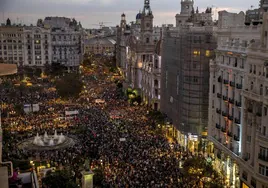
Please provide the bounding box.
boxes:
[0,0,260,28]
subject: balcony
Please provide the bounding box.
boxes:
[222,111,228,117]
[216,123,221,129]
[235,118,241,124]
[229,98,235,104]
[248,108,253,113]
[258,154,268,162]
[221,127,227,133]
[223,79,229,85]
[234,134,240,141]
[243,90,262,103]
[230,81,235,87]
[216,108,221,114]
[235,101,242,107]
[236,83,243,89]
[217,93,222,98]
[153,68,161,75]
[228,115,234,121]
[256,112,262,117]
[218,76,222,83]
[223,95,228,101]
[227,131,233,137]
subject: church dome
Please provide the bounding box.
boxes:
[136,12,142,20]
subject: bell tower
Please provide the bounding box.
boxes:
[180,0,194,15]
[120,13,126,31]
[141,0,154,45]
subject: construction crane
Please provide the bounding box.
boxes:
[91,22,112,29]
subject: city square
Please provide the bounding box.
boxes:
[0,0,268,188]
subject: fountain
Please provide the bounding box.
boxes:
[18,130,75,151]
[32,131,68,147]
[49,139,54,146]
[54,130,58,139]
[44,131,49,140]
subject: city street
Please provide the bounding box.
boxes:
[1,56,224,187]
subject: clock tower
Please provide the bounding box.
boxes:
[176,0,194,26]
[180,0,194,15]
[141,0,154,45]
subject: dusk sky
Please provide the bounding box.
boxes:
[0,0,259,28]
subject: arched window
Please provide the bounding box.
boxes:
[251,82,254,90]
[154,80,159,88]
[155,59,158,69]
[146,38,149,43]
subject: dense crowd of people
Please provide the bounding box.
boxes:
[1,63,198,187]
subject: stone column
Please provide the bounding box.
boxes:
[0,166,8,188]
[81,170,94,188]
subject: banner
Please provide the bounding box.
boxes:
[65,110,79,116]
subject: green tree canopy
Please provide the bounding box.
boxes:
[55,73,83,99]
[182,157,225,188]
[42,170,78,188]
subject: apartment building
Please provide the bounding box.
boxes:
[23,26,52,66]
[239,12,268,188]
[42,17,83,68]
[0,19,24,66]
[207,9,268,187]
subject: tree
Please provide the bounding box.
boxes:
[93,168,104,187]
[55,73,83,99]
[42,170,78,188]
[182,157,225,188]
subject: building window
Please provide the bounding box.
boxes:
[247,136,251,143]
[146,38,149,43]
[165,71,168,89]
[261,84,264,95]
[251,82,254,90]
[213,85,215,93]
[193,50,200,56]
[259,164,265,176]
[205,50,211,57]
[177,74,179,95]
[251,177,256,188]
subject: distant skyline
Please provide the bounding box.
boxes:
[0,0,259,28]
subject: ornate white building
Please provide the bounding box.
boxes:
[208,10,268,188]
[42,17,83,68]
[23,26,52,66]
[240,12,268,188]
[116,0,162,110]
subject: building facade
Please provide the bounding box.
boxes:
[23,26,52,66]
[239,12,268,188]
[116,0,162,110]
[0,17,84,69]
[161,0,216,151]
[44,17,83,68]
[0,19,24,66]
[208,9,268,188]
[84,37,116,56]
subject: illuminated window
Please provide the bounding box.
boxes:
[193,50,200,55]
[35,40,40,44]
[205,50,211,57]
[137,62,142,68]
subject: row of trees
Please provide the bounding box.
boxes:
[182,156,225,187]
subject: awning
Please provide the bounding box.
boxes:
[0,64,17,76]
